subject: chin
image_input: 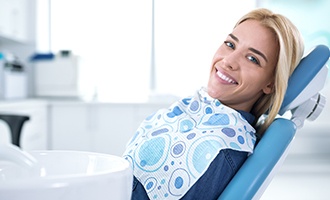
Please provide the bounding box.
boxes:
[206,86,217,99]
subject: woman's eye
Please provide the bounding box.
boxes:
[224,41,235,49]
[247,55,260,65]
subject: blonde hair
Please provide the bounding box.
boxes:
[235,8,304,135]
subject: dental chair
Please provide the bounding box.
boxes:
[218,44,330,200]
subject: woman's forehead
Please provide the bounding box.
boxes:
[232,19,279,65]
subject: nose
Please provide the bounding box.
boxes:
[222,51,240,70]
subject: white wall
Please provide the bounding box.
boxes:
[44,0,257,102]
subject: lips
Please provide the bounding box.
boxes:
[216,70,238,84]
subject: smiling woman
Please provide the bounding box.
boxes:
[123,7,304,200]
[208,19,279,113]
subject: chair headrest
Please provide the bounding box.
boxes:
[279,45,330,115]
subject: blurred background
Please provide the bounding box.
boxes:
[0,0,329,199]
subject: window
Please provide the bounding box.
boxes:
[37,0,256,102]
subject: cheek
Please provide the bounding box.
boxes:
[242,70,270,89]
[254,74,273,90]
[209,64,216,75]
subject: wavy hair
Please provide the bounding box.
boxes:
[235,8,305,134]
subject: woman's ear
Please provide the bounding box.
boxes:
[263,81,274,94]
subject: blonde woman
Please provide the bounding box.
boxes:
[124,8,304,200]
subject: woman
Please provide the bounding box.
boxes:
[124,8,304,200]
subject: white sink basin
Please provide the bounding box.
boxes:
[0,144,132,200]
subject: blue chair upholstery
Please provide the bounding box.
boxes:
[218,45,330,200]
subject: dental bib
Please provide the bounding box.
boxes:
[123,88,256,199]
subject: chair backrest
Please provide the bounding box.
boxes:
[218,45,330,200]
[280,45,329,115]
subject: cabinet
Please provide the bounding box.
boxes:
[0,99,170,156]
[0,0,29,43]
[0,100,49,150]
[0,0,36,99]
[49,101,168,156]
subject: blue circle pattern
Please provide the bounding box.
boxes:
[123,88,256,199]
[191,139,222,174]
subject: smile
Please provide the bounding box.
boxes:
[216,70,238,84]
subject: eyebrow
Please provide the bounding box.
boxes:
[229,34,268,63]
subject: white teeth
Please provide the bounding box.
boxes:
[216,71,236,84]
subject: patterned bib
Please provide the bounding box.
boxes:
[123,88,256,199]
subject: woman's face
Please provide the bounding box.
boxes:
[207,19,279,112]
